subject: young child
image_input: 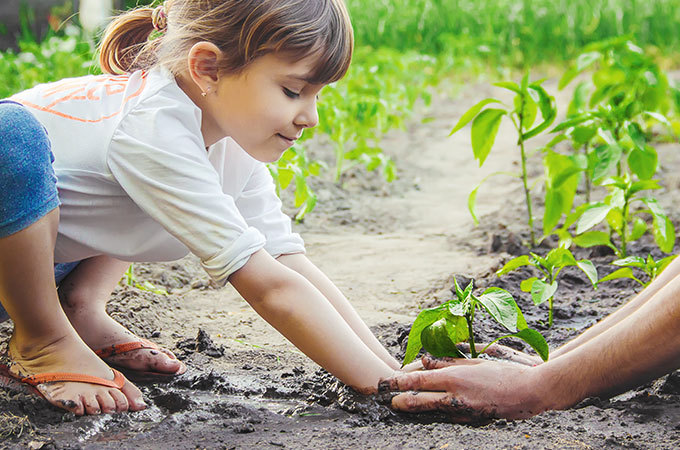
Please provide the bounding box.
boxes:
[0,0,403,416]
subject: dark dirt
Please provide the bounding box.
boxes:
[2,78,680,449]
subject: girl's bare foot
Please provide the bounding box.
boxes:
[8,332,147,415]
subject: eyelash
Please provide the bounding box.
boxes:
[283,87,300,99]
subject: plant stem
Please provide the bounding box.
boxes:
[519,138,536,247]
[334,139,345,183]
[583,144,591,203]
[466,315,477,358]
[548,296,554,328]
[620,198,629,258]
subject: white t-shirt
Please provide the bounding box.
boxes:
[11,68,305,284]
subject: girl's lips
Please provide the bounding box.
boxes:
[277,133,297,145]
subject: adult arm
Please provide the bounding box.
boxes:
[382,269,680,421]
[230,249,396,393]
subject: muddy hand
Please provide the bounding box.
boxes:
[379,359,547,422]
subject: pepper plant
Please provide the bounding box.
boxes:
[598,254,678,288]
[450,72,557,247]
[402,278,549,366]
[572,175,675,258]
[497,248,597,328]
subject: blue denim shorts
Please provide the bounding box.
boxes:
[0,100,80,322]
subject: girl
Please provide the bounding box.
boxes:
[0,0,403,416]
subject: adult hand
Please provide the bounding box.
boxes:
[379,357,548,423]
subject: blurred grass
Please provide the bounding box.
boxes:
[346,0,680,66]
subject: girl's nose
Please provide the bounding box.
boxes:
[295,99,319,129]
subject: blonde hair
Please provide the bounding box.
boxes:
[99,0,354,84]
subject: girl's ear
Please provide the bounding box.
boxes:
[186,41,222,91]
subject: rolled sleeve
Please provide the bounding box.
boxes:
[236,162,305,258]
[107,95,266,284]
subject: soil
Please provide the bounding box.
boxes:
[2,75,680,449]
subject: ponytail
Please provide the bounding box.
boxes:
[98,7,158,75]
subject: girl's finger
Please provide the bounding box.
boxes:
[422,354,484,370]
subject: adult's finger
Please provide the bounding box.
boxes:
[391,391,483,423]
[401,359,424,372]
[380,368,459,392]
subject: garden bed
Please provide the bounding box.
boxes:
[2,79,680,449]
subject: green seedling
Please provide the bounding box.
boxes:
[497,248,597,328]
[572,174,675,258]
[122,264,168,296]
[402,278,549,366]
[450,72,556,247]
[598,254,678,287]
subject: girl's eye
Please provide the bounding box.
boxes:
[283,87,300,99]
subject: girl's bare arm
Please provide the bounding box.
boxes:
[229,249,395,393]
[276,253,401,370]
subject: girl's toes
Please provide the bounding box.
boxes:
[109,387,129,413]
[83,393,102,415]
[97,392,117,414]
[121,380,147,411]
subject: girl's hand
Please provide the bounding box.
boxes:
[452,342,544,366]
[401,359,425,372]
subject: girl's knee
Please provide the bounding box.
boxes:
[0,102,59,238]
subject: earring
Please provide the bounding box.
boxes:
[201,91,207,97]
[201,86,210,97]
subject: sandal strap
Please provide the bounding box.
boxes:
[21,369,125,389]
[95,339,160,359]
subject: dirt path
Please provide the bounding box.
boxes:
[2,78,680,449]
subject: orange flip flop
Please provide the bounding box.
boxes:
[94,338,186,382]
[0,362,125,398]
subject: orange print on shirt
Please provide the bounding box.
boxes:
[15,72,148,123]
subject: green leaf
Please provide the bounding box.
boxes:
[653,215,676,253]
[493,81,521,94]
[402,306,447,365]
[450,98,502,135]
[497,255,532,276]
[420,317,467,359]
[506,328,550,362]
[468,185,480,225]
[628,145,658,180]
[477,287,519,333]
[598,267,641,285]
[471,108,506,167]
[657,255,678,274]
[531,279,558,305]
[523,84,557,140]
[629,179,661,196]
[546,248,577,268]
[628,216,648,241]
[592,144,623,180]
[613,256,646,269]
[576,260,598,286]
[576,204,613,234]
[550,113,593,133]
[627,123,646,150]
[520,277,538,292]
[572,231,614,248]
[644,111,671,127]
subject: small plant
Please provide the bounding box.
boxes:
[450,72,556,246]
[572,175,675,258]
[122,264,168,295]
[497,248,598,328]
[402,278,549,366]
[598,254,678,287]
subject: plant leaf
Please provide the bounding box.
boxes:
[450,98,502,135]
[576,203,613,234]
[497,255,532,276]
[520,277,538,292]
[572,231,614,249]
[576,259,598,286]
[628,145,658,181]
[477,287,519,333]
[420,317,467,359]
[598,267,641,285]
[471,108,506,167]
[531,279,558,305]
[402,306,447,365]
[505,328,550,362]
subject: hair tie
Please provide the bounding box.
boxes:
[151,5,168,32]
